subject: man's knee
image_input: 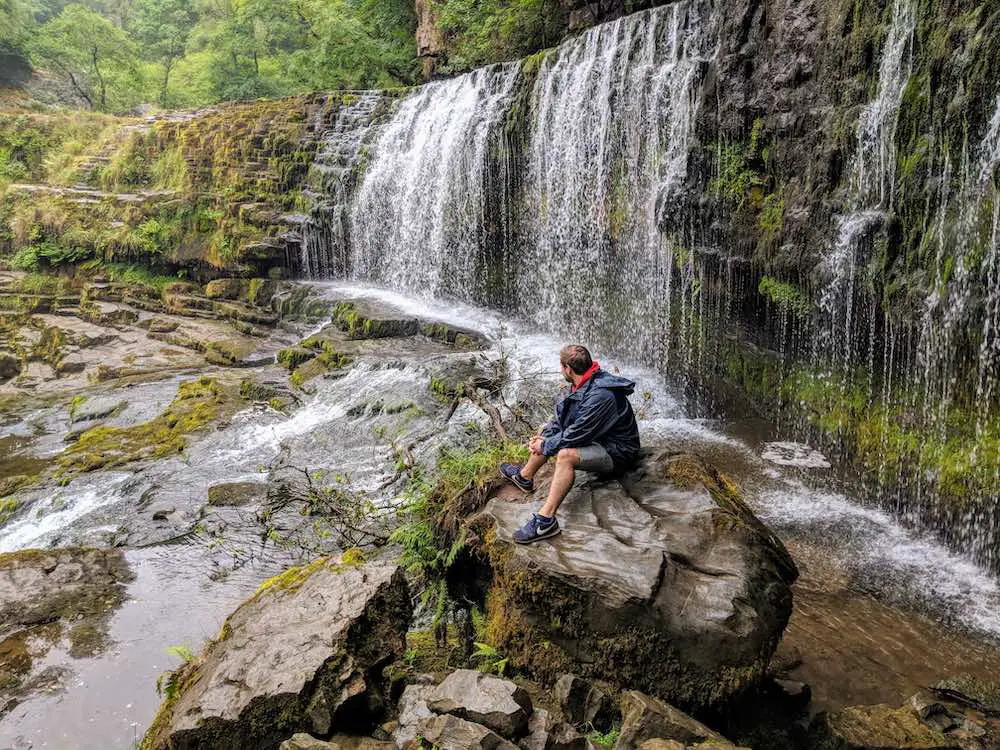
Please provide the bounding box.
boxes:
[556,448,580,466]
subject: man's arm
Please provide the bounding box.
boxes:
[541,391,617,456]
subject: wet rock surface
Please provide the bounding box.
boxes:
[467,451,797,713]
[0,548,134,715]
[143,557,411,750]
[0,547,133,632]
[426,669,533,738]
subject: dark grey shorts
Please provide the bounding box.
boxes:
[577,444,615,473]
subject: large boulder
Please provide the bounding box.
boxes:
[466,452,797,714]
[143,556,411,750]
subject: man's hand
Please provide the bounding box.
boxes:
[529,435,544,455]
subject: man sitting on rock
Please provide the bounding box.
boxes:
[499,344,640,543]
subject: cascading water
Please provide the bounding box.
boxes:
[519,1,715,365]
[299,92,390,279]
[817,0,915,369]
[345,1,716,374]
[349,65,521,300]
[975,99,1000,421]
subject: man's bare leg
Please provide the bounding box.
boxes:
[539,448,579,517]
[518,451,548,481]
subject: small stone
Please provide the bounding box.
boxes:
[427,669,533,739]
[0,351,21,381]
[617,691,726,749]
[416,714,519,750]
[554,674,614,731]
[393,683,435,749]
[151,508,175,521]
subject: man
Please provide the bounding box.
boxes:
[499,344,640,544]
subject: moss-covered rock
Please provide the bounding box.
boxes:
[460,452,796,717]
[810,704,955,750]
[57,375,231,475]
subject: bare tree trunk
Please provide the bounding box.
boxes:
[67,71,93,108]
[160,55,174,108]
[91,45,107,110]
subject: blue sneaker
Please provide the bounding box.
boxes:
[513,513,561,544]
[499,463,534,492]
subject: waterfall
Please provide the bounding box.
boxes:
[520,2,714,363]
[344,1,716,369]
[817,0,915,369]
[975,99,1000,422]
[300,92,390,279]
[349,65,521,300]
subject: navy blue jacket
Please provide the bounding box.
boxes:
[540,369,641,466]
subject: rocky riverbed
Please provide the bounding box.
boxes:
[1,278,1000,749]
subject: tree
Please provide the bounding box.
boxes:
[129,0,197,106]
[0,0,35,55]
[29,3,143,111]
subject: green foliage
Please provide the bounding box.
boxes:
[587,727,620,747]
[758,193,784,236]
[87,261,180,288]
[431,0,566,72]
[390,438,528,628]
[709,118,767,209]
[127,0,198,107]
[164,644,195,663]
[0,0,34,56]
[131,217,174,254]
[100,130,153,191]
[28,4,145,112]
[472,641,508,675]
[11,241,92,270]
[758,276,811,318]
[150,145,189,191]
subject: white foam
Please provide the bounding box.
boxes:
[755,476,1000,637]
[0,473,131,552]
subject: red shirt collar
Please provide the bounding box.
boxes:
[571,361,600,392]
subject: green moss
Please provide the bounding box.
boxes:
[758,193,784,236]
[276,346,316,371]
[757,276,812,318]
[0,498,19,526]
[709,118,767,209]
[58,376,227,475]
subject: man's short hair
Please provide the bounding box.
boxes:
[560,344,593,375]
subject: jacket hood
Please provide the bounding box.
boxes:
[589,369,636,394]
